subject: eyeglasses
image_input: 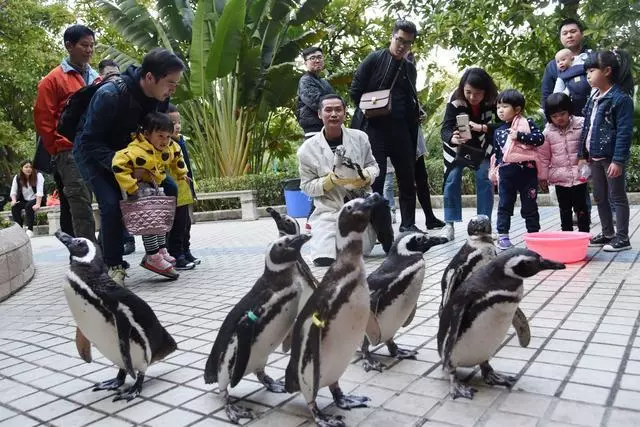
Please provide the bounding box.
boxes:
[306,54,324,61]
[394,35,414,47]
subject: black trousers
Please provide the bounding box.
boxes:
[168,204,190,257]
[556,184,590,232]
[54,170,74,236]
[415,155,436,223]
[11,199,36,230]
[497,163,540,234]
[367,117,417,228]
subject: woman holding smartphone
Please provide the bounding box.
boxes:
[440,68,498,241]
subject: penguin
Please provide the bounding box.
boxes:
[55,231,177,402]
[438,248,565,400]
[361,231,449,372]
[333,145,366,190]
[204,233,312,424]
[440,215,531,347]
[285,193,384,427]
[266,207,319,353]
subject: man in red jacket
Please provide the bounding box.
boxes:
[34,24,98,240]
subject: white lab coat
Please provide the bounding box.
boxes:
[298,126,380,260]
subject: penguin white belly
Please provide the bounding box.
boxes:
[450,302,517,367]
[377,273,423,342]
[64,284,147,372]
[245,293,299,374]
[318,283,370,388]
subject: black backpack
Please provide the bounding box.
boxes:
[57,78,128,142]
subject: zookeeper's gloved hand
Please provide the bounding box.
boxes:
[322,172,337,192]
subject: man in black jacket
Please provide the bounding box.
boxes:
[349,20,421,233]
[296,46,335,139]
[73,48,185,286]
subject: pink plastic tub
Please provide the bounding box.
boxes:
[523,232,591,264]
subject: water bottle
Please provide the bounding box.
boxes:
[578,163,591,183]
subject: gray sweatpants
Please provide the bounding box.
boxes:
[53,150,96,241]
[590,159,629,240]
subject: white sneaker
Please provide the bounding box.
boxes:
[25,230,34,238]
[442,223,454,241]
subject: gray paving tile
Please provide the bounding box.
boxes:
[550,400,606,426]
[429,400,486,427]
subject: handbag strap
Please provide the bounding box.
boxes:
[377,54,404,91]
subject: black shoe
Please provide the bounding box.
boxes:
[123,241,136,255]
[603,237,631,252]
[175,257,196,270]
[185,251,201,265]
[426,217,446,230]
[589,233,613,247]
[399,224,425,233]
[121,260,130,270]
[313,257,335,267]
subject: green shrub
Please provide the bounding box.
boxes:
[627,145,640,192]
[194,172,298,211]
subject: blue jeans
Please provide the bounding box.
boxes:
[496,163,540,235]
[383,172,395,210]
[443,159,494,222]
[73,149,125,268]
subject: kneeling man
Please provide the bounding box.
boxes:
[298,94,386,267]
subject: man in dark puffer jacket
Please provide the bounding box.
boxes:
[296,46,335,139]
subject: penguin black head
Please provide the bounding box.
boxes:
[393,232,449,256]
[266,234,312,271]
[337,193,384,238]
[266,207,300,236]
[467,215,492,236]
[55,230,105,272]
[499,248,566,279]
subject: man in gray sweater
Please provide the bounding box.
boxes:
[296,46,335,139]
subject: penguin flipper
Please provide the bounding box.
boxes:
[402,304,417,328]
[230,314,259,388]
[281,332,292,353]
[114,311,136,378]
[441,302,467,371]
[75,327,92,363]
[297,256,319,289]
[512,307,531,347]
[365,314,382,346]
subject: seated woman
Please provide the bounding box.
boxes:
[10,160,45,238]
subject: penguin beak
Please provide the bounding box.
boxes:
[266,207,281,220]
[360,192,384,210]
[539,258,566,270]
[288,233,312,251]
[55,229,73,247]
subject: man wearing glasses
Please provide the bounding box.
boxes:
[350,20,422,234]
[296,46,336,139]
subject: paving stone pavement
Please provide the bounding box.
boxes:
[1,207,640,427]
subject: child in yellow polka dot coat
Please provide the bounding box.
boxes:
[112,112,189,280]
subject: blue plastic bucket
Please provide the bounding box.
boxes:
[284,189,312,217]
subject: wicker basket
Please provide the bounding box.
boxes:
[120,195,176,236]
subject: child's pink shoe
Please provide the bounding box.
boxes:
[158,248,176,265]
[141,253,179,279]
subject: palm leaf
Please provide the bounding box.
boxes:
[190,0,215,97]
[156,0,194,42]
[205,0,246,80]
[272,29,325,64]
[95,45,141,69]
[290,0,331,25]
[99,1,158,51]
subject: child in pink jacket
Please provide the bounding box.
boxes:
[538,93,590,232]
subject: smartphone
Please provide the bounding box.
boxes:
[456,114,472,140]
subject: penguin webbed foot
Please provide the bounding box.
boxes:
[330,383,370,409]
[93,369,126,392]
[112,373,144,402]
[449,371,476,400]
[256,371,286,393]
[386,340,417,360]
[225,403,255,424]
[362,358,385,372]
[480,362,517,389]
[310,403,345,427]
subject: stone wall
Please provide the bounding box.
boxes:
[0,224,35,301]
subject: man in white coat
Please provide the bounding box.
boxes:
[298,94,381,267]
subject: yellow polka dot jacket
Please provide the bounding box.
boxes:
[112,134,188,195]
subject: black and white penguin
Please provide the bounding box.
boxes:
[361,231,448,372]
[285,193,384,427]
[204,233,311,424]
[56,231,177,402]
[440,215,531,347]
[333,145,366,187]
[266,207,319,353]
[438,248,565,399]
